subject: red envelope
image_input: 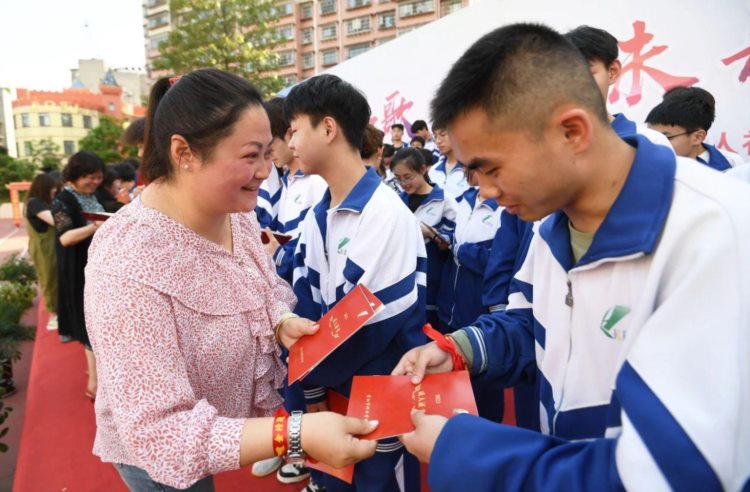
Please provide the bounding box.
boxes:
[346,371,478,440]
[261,230,292,245]
[306,390,355,484]
[83,212,114,221]
[288,285,383,384]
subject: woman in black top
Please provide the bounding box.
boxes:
[25,172,62,329]
[51,151,106,400]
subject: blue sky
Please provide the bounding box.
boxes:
[1,0,146,90]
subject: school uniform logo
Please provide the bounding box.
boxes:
[337,237,350,254]
[601,305,631,340]
[425,206,436,216]
[482,214,493,225]
[294,194,303,205]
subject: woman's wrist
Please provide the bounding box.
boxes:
[274,312,299,343]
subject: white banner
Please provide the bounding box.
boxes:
[327,0,750,158]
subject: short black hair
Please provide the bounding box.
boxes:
[63,151,105,183]
[391,123,404,131]
[411,120,428,133]
[382,144,396,158]
[564,26,619,67]
[101,166,121,190]
[284,74,371,151]
[431,23,607,134]
[410,135,426,147]
[143,68,265,183]
[265,97,289,140]
[122,117,145,146]
[113,160,137,182]
[419,148,434,167]
[391,148,426,174]
[645,86,715,132]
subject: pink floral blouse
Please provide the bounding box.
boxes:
[84,198,295,489]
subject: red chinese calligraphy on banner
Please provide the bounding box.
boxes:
[722,46,750,83]
[610,21,699,107]
[382,90,414,135]
[717,132,738,154]
[743,131,750,157]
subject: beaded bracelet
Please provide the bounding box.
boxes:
[272,407,289,457]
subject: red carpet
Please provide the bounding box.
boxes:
[12,300,515,491]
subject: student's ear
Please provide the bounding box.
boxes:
[608,60,622,86]
[691,129,708,146]
[554,108,593,154]
[322,116,337,144]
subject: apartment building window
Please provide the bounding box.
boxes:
[347,42,371,59]
[320,0,336,16]
[398,0,435,17]
[24,142,32,156]
[276,2,293,16]
[150,33,169,50]
[347,0,371,9]
[300,2,313,19]
[146,0,166,7]
[278,50,296,67]
[61,113,73,127]
[320,23,337,41]
[277,24,294,41]
[108,102,116,113]
[281,74,297,86]
[21,113,30,128]
[63,140,75,156]
[378,11,396,29]
[39,113,51,127]
[440,0,462,15]
[301,27,314,45]
[378,36,396,45]
[346,15,371,35]
[321,48,338,66]
[302,51,315,69]
[83,115,93,129]
[148,12,169,29]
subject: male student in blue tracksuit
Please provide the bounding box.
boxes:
[256,100,285,229]
[646,86,746,171]
[286,75,428,492]
[392,24,750,491]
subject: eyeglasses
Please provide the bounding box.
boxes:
[394,174,417,184]
[664,130,695,140]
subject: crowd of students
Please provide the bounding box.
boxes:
[18,19,744,492]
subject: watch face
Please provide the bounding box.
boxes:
[285,455,306,465]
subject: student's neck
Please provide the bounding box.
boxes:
[143,180,231,250]
[445,152,458,168]
[393,139,402,146]
[563,130,636,234]
[415,182,433,195]
[288,161,301,176]
[320,148,368,208]
[688,143,707,160]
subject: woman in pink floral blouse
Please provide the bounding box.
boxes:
[84,69,378,491]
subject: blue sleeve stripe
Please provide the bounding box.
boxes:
[417,256,428,274]
[374,271,417,305]
[533,317,546,349]
[509,278,534,303]
[269,188,282,205]
[307,267,321,291]
[554,403,610,441]
[539,370,555,433]
[258,188,271,201]
[464,326,488,374]
[343,258,365,286]
[617,361,722,491]
[280,209,309,235]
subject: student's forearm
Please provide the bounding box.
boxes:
[59,224,97,247]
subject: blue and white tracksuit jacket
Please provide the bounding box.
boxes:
[255,165,283,229]
[428,157,470,200]
[429,135,750,491]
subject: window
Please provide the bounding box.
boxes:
[83,115,93,129]
[148,13,169,28]
[347,0,371,9]
[321,48,338,66]
[63,141,75,156]
[277,25,294,41]
[319,0,336,15]
[301,27,314,45]
[378,36,396,45]
[276,2,293,16]
[278,50,296,67]
[107,102,116,113]
[398,0,435,17]
[24,142,32,156]
[21,113,30,128]
[346,15,371,35]
[378,11,396,29]
[347,42,371,59]
[440,0,462,16]
[149,33,169,50]
[300,2,313,19]
[146,0,166,7]
[281,74,297,86]
[320,23,337,41]
[61,113,73,127]
[302,51,315,69]
[39,113,51,127]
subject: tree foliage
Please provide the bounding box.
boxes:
[153,0,285,97]
[26,139,62,171]
[78,117,128,163]
[0,153,36,202]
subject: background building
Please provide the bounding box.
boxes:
[142,0,472,85]
[0,88,17,157]
[70,58,149,107]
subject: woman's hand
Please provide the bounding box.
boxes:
[115,188,131,205]
[262,228,280,257]
[400,411,448,464]
[59,222,103,247]
[301,412,378,468]
[278,317,319,349]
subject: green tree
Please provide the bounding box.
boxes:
[26,139,62,171]
[153,0,284,97]
[0,153,36,202]
[78,117,127,163]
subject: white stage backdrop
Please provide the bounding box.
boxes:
[325,0,750,157]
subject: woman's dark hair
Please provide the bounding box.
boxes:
[142,68,265,182]
[100,166,120,191]
[63,151,105,183]
[382,144,396,159]
[122,117,146,146]
[361,124,384,160]
[27,172,62,205]
[113,160,137,182]
[391,148,427,174]
[410,135,426,147]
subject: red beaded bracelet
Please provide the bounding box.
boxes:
[272,407,289,457]
[422,323,466,371]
